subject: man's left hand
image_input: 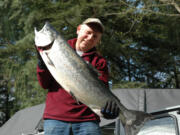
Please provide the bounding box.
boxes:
[101,100,120,119]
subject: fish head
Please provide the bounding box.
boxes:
[34,22,58,47]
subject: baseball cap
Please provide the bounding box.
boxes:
[82,18,104,33]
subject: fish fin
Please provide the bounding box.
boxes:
[123,119,148,135]
[39,51,53,67]
[44,52,55,66]
[91,109,103,117]
[124,124,138,135]
[86,61,100,78]
[69,91,81,105]
[121,110,152,135]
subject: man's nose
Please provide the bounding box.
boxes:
[87,34,94,40]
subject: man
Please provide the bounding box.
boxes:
[36,18,119,135]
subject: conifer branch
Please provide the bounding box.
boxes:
[159,0,180,13]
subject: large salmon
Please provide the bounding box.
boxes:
[34,22,152,135]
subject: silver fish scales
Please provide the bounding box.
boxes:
[34,22,152,135]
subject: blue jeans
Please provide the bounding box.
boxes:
[44,119,102,135]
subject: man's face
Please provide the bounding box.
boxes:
[76,24,102,52]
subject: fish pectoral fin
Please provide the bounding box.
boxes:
[44,52,55,66]
[69,91,81,105]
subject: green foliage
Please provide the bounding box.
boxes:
[112,81,148,89]
[14,59,46,110]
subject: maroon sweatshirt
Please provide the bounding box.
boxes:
[37,38,109,122]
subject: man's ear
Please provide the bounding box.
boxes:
[76,25,81,35]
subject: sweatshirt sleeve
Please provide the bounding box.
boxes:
[37,65,60,90]
[94,57,109,88]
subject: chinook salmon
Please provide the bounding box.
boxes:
[34,22,152,135]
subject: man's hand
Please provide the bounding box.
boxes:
[101,100,120,119]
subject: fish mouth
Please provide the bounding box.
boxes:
[37,40,54,51]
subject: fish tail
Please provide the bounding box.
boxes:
[119,110,152,135]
